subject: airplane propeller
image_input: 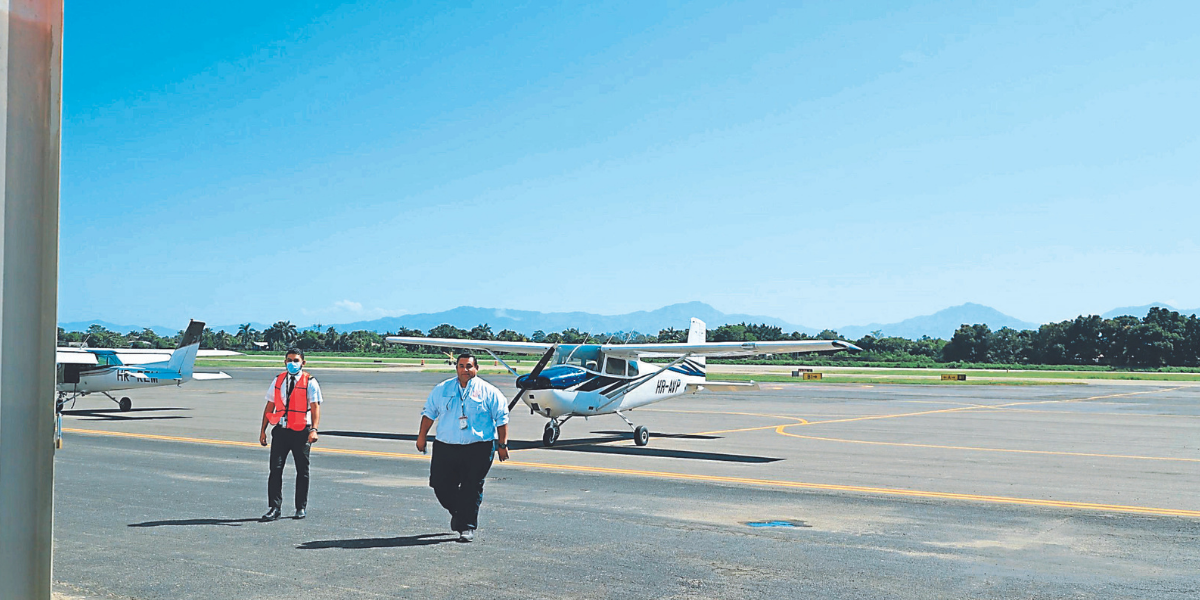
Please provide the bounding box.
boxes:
[509,344,557,411]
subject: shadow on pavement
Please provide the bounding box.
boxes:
[128,517,261,528]
[322,430,776,463]
[298,533,458,549]
[62,407,191,421]
[544,443,780,463]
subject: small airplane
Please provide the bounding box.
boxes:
[55,320,235,413]
[387,318,859,446]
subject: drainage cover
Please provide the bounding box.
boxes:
[745,520,808,528]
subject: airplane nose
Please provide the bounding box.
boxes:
[516,373,550,389]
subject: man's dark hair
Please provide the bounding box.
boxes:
[456,353,477,368]
[286,347,305,359]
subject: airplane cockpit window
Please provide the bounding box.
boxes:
[557,346,601,371]
[93,353,123,366]
[627,361,639,377]
[604,357,627,376]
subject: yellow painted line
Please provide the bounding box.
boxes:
[693,419,809,436]
[63,428,430,461]
[773,430,1200,463]
[63,427,1200,518]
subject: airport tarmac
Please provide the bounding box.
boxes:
[53,368,1200,599]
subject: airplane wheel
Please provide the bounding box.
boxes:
[542,423,560,447]
[634,425,649,446]
[119,397,132,412]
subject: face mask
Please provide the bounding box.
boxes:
[286,361,302,375]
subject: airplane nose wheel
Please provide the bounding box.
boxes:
[542,422,560,447]
[119,397,132,412]
[634,425,650,446]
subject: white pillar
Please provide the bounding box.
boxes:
[0,1,62,599]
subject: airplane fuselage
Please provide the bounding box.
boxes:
[56,364,184,395]
[516,354,707,419]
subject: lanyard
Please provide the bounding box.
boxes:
[456,379,471,419]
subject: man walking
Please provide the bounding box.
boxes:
[259,348,323,521]
[416,353,509,542]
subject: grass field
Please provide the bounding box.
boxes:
[711,373,1078,386]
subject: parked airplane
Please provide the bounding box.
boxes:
[387,319,859,446]
[55,320,234,413]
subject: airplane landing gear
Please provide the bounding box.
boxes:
[541,416,572,447]
[543,422,560,446]
[634,425,650,446]
[616,410,650,446]
[100,392,132,412]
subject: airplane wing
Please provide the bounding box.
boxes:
[191,372,232,380]
[385,336,554,355]
[56,348,242,365]
[56,350,98,365]
[601,339,860,359]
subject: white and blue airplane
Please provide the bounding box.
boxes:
[387,318,859,446]
[55,320,234,413]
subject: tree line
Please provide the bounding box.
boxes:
[57,307,1200,368]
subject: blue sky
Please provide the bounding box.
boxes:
[61,0,1200,329]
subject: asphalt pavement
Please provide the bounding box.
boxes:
[51,369,1200,599]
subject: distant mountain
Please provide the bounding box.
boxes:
[328,301,818,336]
[837,303,1039,340]
[79,300,1200,342]
[58,320,180,337]
[1101,303,1200,319]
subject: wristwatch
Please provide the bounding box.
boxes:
[496,443,508,449]
[311,428,318,433]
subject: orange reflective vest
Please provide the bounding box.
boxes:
[267,372,311,431]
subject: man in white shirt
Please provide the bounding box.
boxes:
[416,353,509,542]
[259,348,323,521]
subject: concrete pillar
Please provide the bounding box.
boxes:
[0,1,63,599]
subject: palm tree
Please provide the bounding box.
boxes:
[264,321,299,351]
[237,323,254,349]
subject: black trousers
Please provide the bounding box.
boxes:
[429,440,494,532]
[268,425,311,510]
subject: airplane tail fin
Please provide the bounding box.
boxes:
[688,318,706,368]
[166,320,205,379]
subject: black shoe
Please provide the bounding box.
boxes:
[261,508,281,522]
[294,508,306,520]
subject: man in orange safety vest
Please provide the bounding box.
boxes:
[259,347,323,521]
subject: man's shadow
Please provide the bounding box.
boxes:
[129,517,261,527]
[298,533,458,549]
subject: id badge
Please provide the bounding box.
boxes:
[459,416,469,430]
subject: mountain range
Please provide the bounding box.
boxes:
[61,301,1200,341]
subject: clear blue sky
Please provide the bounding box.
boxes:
[61,0,1200,329]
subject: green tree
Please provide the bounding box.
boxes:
[943,324,990,362]
[468,324,495,340]
[264,321,299,351]
[496,329,527,342]
[656,328,685,343]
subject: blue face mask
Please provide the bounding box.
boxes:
[286,361,302,375]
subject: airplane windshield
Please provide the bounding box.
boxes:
[93,352,123,366]
[556,346,601,372]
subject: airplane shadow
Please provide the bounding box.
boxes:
[322,430,415,442]
[298,533,458,549]
[590,430,721,440]
[128,517,261,528]
[61,407,191,421]
[545,441,780,463]
[322,430,779,463]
